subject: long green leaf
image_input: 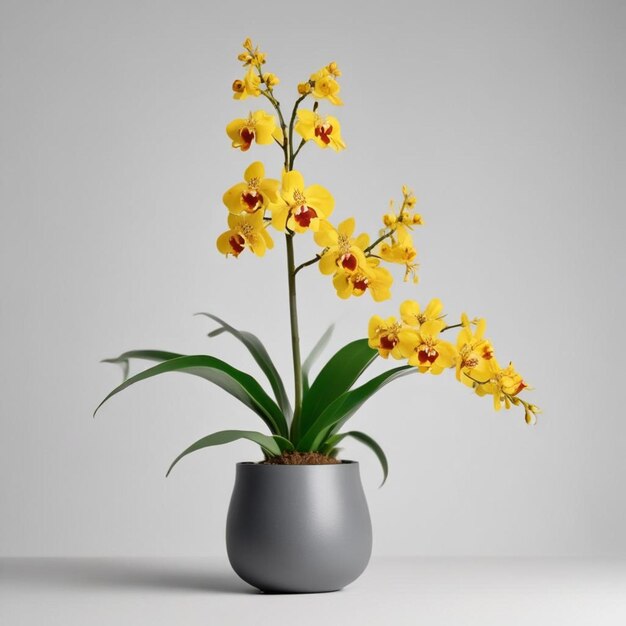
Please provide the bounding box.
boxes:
[322,431,389,487]
[196,312,292,419]
[102,350,184,381]
[297,339,378,440]
[298,365,415,451]
[166,430,289,476]
[95,354,288,437]
[302,324,335,394]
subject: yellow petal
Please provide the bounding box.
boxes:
[216,230,234,255]
[332,272,352,299]
[313,220,338,247]
[319,251,338,275]
[226,118,245,144]
[424,298,444,320]
[400,300,421,325]
[270,204,289,231]
[282,170,305,199]
[354,233,370,250]
[223,182,248,214]
[244,161,265,182]
[250,232,267,256]
[338,217,355,238]
[260,178,279,204]
[304,184,334,217]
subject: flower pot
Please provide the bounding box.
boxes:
[226,460,372,593]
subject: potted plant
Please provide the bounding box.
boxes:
[96,38,540,594]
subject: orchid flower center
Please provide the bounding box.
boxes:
[337,234,357,271]
[314,118,333,145]
[417,338,439,364]
[239,114,257,151]
[242,177,263,212]
[291,189,317,227]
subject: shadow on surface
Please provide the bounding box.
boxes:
[0,558,255,595]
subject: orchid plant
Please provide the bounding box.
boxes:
[96,39,540,484]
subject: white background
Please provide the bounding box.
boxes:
[1,0,624,558]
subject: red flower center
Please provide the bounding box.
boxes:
[229,234,245,256]
[315,124,333,145]
[241,191,263,212]
[380,334,397,350]
[340,253,358,271]
[239,127,255,151]
[418,347,438,364]
[293,205,317,228]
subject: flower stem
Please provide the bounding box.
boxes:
[288,94,308,168]
[294,253,324,275]
[286,233,303,438]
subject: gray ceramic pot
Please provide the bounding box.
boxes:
[226,461,372,593]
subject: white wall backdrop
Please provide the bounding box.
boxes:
[1,0,624,557]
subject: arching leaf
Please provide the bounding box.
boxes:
[302,324,335,394]
[96,354,288,437]
[322,431,389,487]
[102,350,184,381]
[296,339,378,440]
[196,312,292,418]
[298,365,415,451]
[166,430,290,476]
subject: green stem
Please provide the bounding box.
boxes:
[364,229,393,254]
[286,233,303,439]
[441,322,463,333]
[294,252,324,275]
[291,139,306,164]
[288,94,308,168]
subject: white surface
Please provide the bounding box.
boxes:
[1,0,626,558]
[1,557,625,625]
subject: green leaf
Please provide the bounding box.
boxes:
[166,430,288,476]
[196,312,292,419]
[298,365,415,451]
[302,324,335,394]
[102,350,184,381]
[297,339,378,440]
[322,430,389,487]
[95,354,288,437]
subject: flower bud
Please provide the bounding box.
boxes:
[326,61,341,77]
[383,213,397,227]
[263,73,279,87]
[242,38,253,50]
[297,82,312,95]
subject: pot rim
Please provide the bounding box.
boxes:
[236,460,358,467]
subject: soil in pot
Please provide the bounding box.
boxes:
[261,451,340,465]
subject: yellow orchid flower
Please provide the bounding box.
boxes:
[314,218,369,274]
[333,258,392,302]
[400,299,445,329]
[455,316,494,384]
[271,170,334,233]
[232,68,261,100]
[295,109,346,151]
[216,210,273,258]
[379,238,419,283]
[223,162,279,215]
[402,320,457,374]
[367,316,411,359]
[226,111,283,152]
[310,66,343,105]
[471,359,529,411]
